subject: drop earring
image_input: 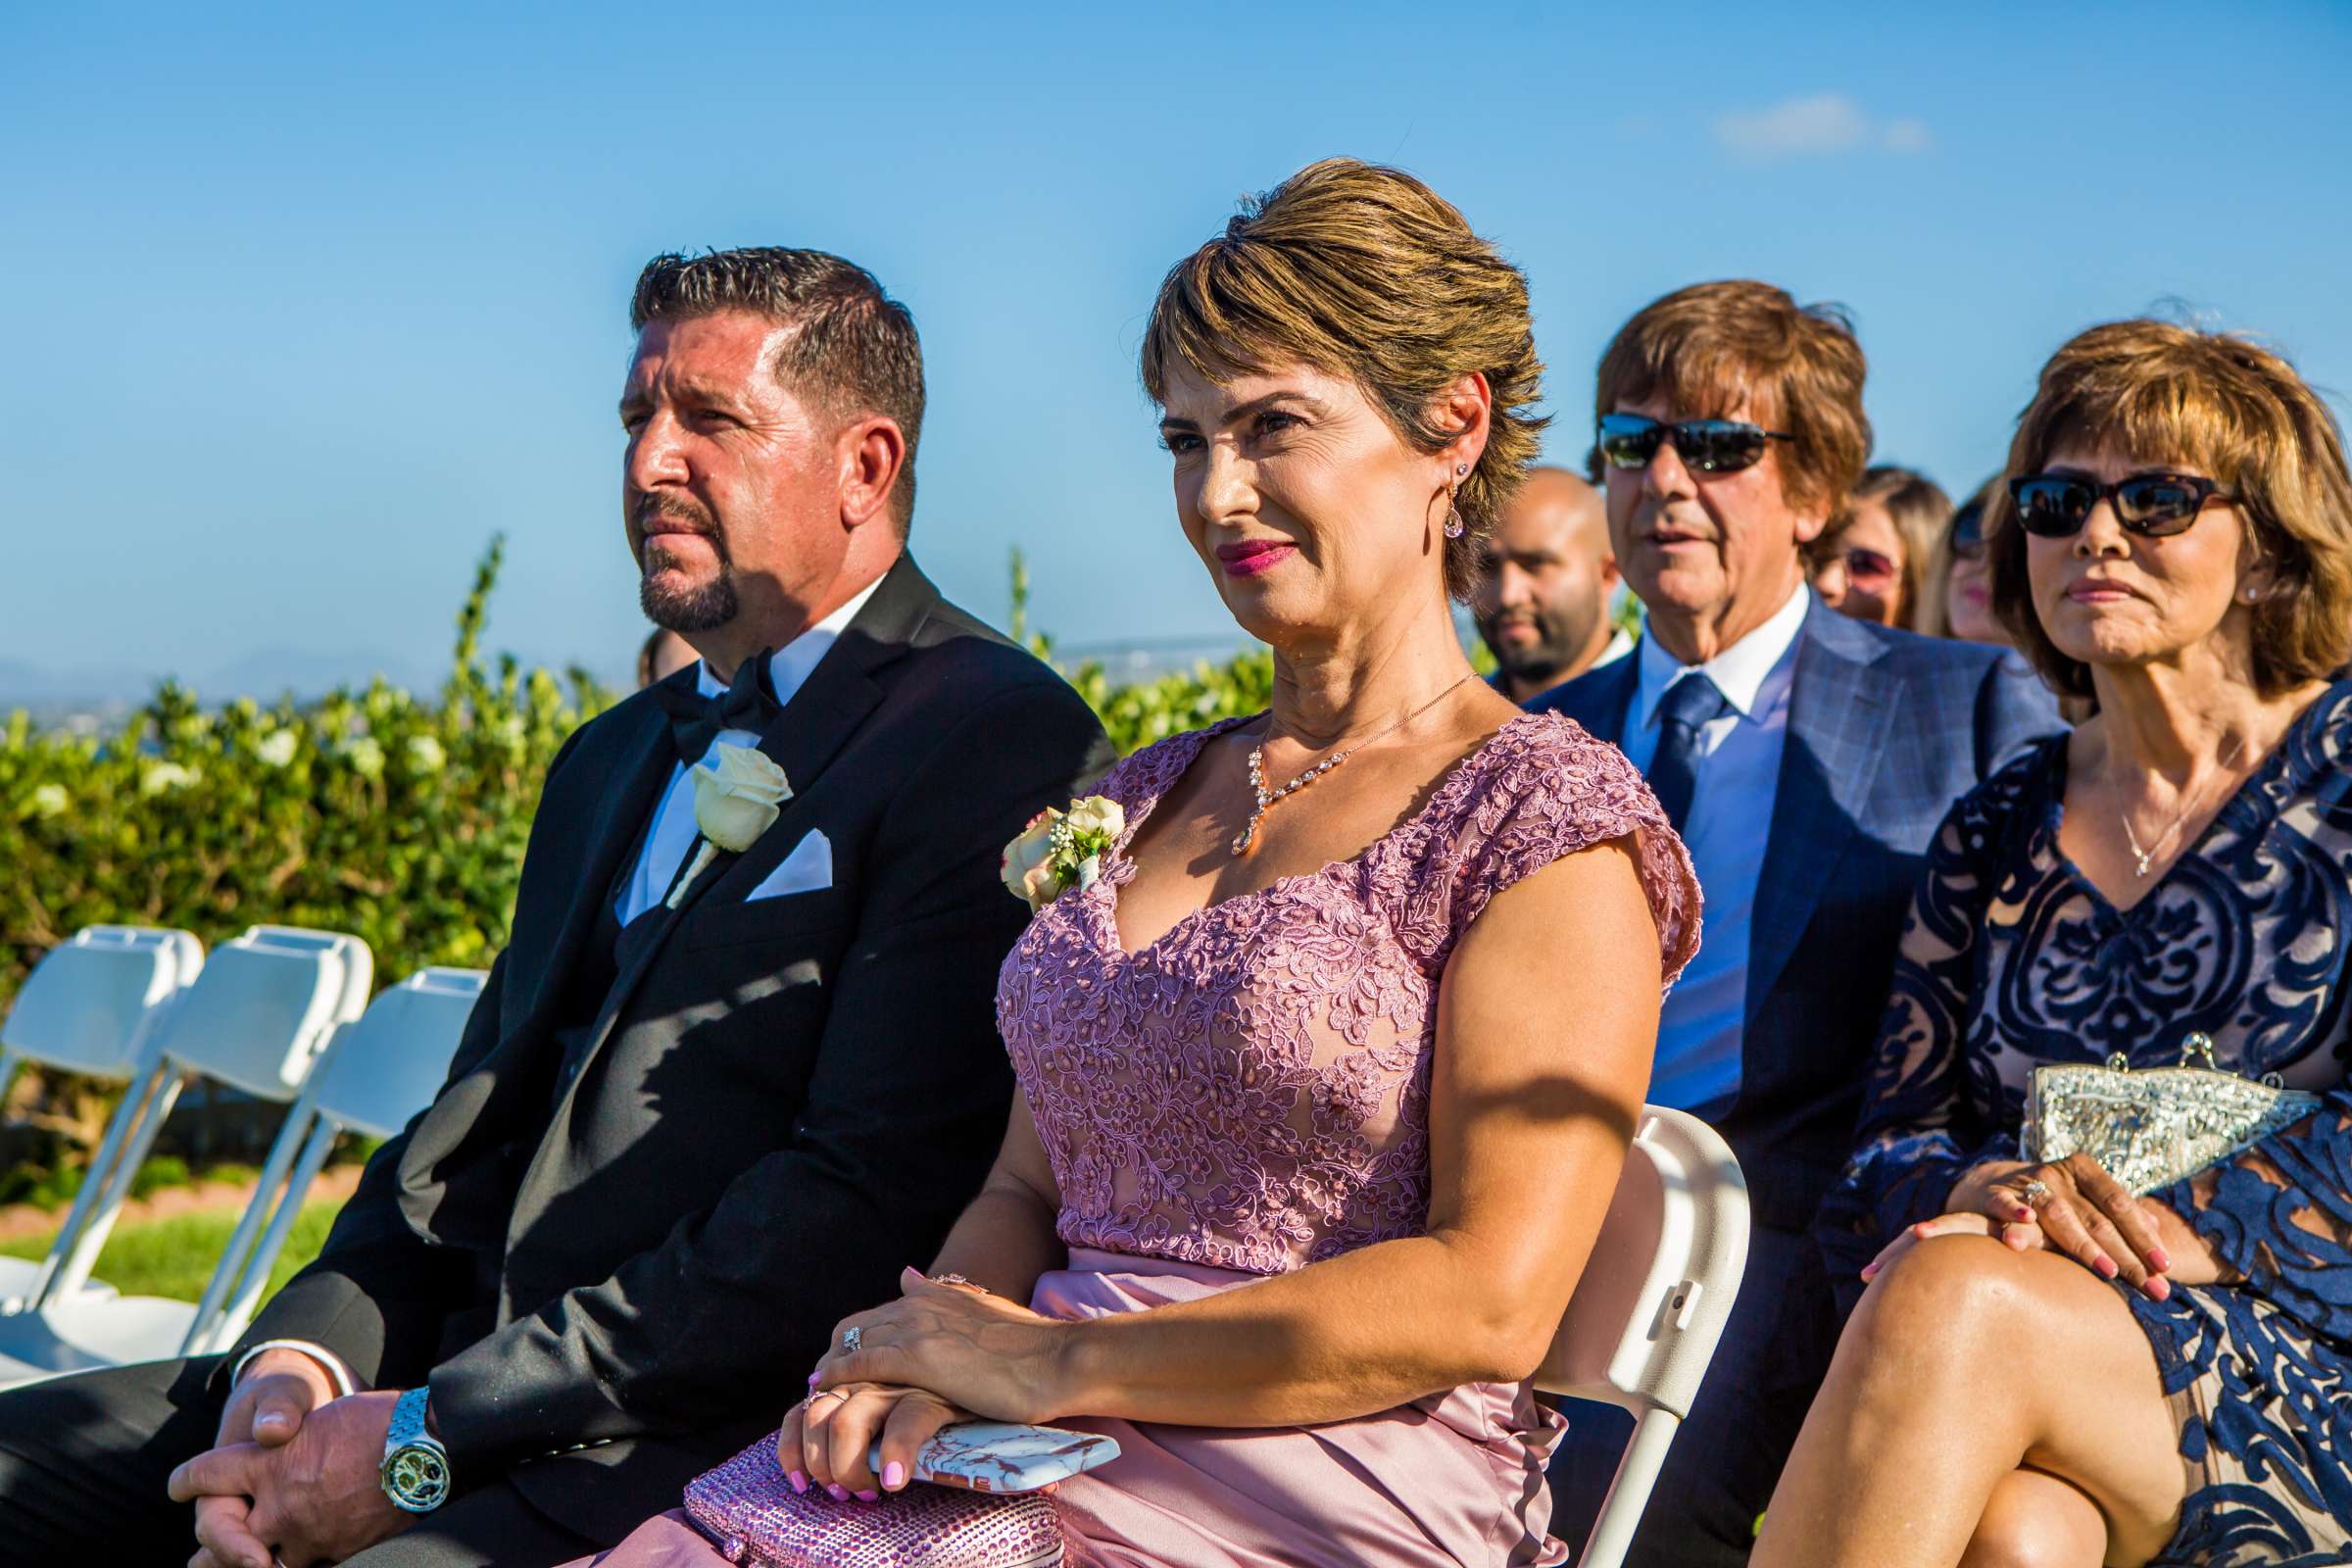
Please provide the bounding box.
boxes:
[1445,463,1468,539]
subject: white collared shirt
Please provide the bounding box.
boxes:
[1593,625,1636,670]
[1620,584,1809,1114]
[614,576,883,924]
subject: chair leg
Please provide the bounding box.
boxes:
[1576,1408,1681,1568]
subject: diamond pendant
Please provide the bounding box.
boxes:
[2135,854,2155,877]
[1231,823,1254,856]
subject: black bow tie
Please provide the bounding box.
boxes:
[654,650,783,764]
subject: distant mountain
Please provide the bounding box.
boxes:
[1,645,631,721]
[0,648,433,710]
[0,656,154,707]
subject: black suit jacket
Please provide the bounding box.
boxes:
[1529,600,2062,1230]
[232,555,1113,1540]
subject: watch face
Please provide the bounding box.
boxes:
[383,1445,452,1512]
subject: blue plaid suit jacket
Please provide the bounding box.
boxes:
[1529,597,2063,1230]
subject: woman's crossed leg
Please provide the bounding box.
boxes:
[1755,1233,2185,1568]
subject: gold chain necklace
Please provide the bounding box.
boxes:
[2119,733,2250,877]
[1232,674,1474,858]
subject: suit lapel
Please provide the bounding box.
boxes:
[1536,647,1640,743]
[520,696,677,1021]
[538,555,934,1132]
[1745,603,1893,1016]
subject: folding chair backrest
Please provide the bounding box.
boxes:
[153,927,371,1101]
[175,963,484,1356]
[0,926,205,1079]
[306,966,485,1138]
[1537,1106,1750,1413]
[1534,1107,1749,1568]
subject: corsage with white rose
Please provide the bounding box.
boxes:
[1000,796,1124,911]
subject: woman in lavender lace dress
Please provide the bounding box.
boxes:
[578,160,1698,1568]
[1755,322,2352,1567]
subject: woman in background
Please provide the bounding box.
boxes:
[1920,477,2005,643]
[1810,465,1949,630]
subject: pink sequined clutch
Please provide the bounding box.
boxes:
[682,1433,1073,1567]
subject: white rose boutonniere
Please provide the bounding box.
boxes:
[1001,795,1125,912]
[666,743,793,909]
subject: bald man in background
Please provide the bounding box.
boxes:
[1472,466,1632,704]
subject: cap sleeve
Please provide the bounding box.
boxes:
[1434,713,1701,992]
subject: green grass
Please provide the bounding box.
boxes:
[0,1200,342,1302]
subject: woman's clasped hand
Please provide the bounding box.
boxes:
[778,1268,1066,1499]
[1859,1152,2229,1299]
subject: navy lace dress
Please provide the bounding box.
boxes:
[1817,677,2352,1565]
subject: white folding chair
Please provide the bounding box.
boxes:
[1537,1106,1751,1568]
[178,965,486,1356]
[0,925,207,1307]
[0,926,370,1384]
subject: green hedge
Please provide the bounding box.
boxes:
[0,542,1272,1162]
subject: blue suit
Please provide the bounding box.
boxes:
[1530,599,2062,1564]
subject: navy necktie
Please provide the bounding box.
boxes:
[653,650,782,765]
[1645,673,1728,835]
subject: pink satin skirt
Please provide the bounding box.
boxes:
[569,1249,1568,1568]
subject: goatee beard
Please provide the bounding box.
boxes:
[640,544,739,633]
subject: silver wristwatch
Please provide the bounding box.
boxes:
[380,1386,453,1513]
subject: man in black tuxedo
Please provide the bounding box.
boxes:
[0,248,1110,1567]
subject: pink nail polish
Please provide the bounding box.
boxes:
[1859,1264,1878,1281]
[857,1490,880,1503]
[827,1484,850,1501]
[2146,1276,2171,1301]
[789,1469,808,1494]
[883,1461,907,1491]
[2093,1255,2119,1280]
[2147,1247,2173,1272]
[808,1372,820,1388]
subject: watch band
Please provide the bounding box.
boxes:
[380,1386,452,1513]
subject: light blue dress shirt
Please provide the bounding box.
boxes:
[1619,585,1809,1115]
[614,577,882,923]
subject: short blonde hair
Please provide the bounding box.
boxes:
[1140,158,1546,600]
[1986,318,2352,699]
[1595,280,1871,522]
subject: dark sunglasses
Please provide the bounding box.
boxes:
[1597,414,1795,474]
[2008,471,2234,539]
[1838,546,1897,583]
[1948,500,1984,556]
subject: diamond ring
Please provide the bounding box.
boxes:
[841,1326,862,1353]
[2019,1179,2054,1207]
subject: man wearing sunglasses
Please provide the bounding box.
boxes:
[1530,280,2061,1567]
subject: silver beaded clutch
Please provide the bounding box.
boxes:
[2021,1032,2322,1196]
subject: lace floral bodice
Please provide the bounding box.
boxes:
[1819,678,2352,1343]
[997,711,1699,1277]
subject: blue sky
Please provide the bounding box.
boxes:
[7,0,2350,696]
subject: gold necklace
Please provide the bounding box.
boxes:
[2119,733,2251,877]
[1232,674,1474,857]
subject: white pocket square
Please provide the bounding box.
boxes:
[745,829,833,901]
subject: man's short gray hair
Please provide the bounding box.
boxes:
[631,248,926,531]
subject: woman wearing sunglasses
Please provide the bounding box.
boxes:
[1807,466,1951,631]
[1921,477,2005,644]
[1758,318,2352,1566]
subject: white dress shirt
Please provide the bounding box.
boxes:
[1593,624,1636,670]
[1620,584,1809,1115]
[615,576,882,924]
